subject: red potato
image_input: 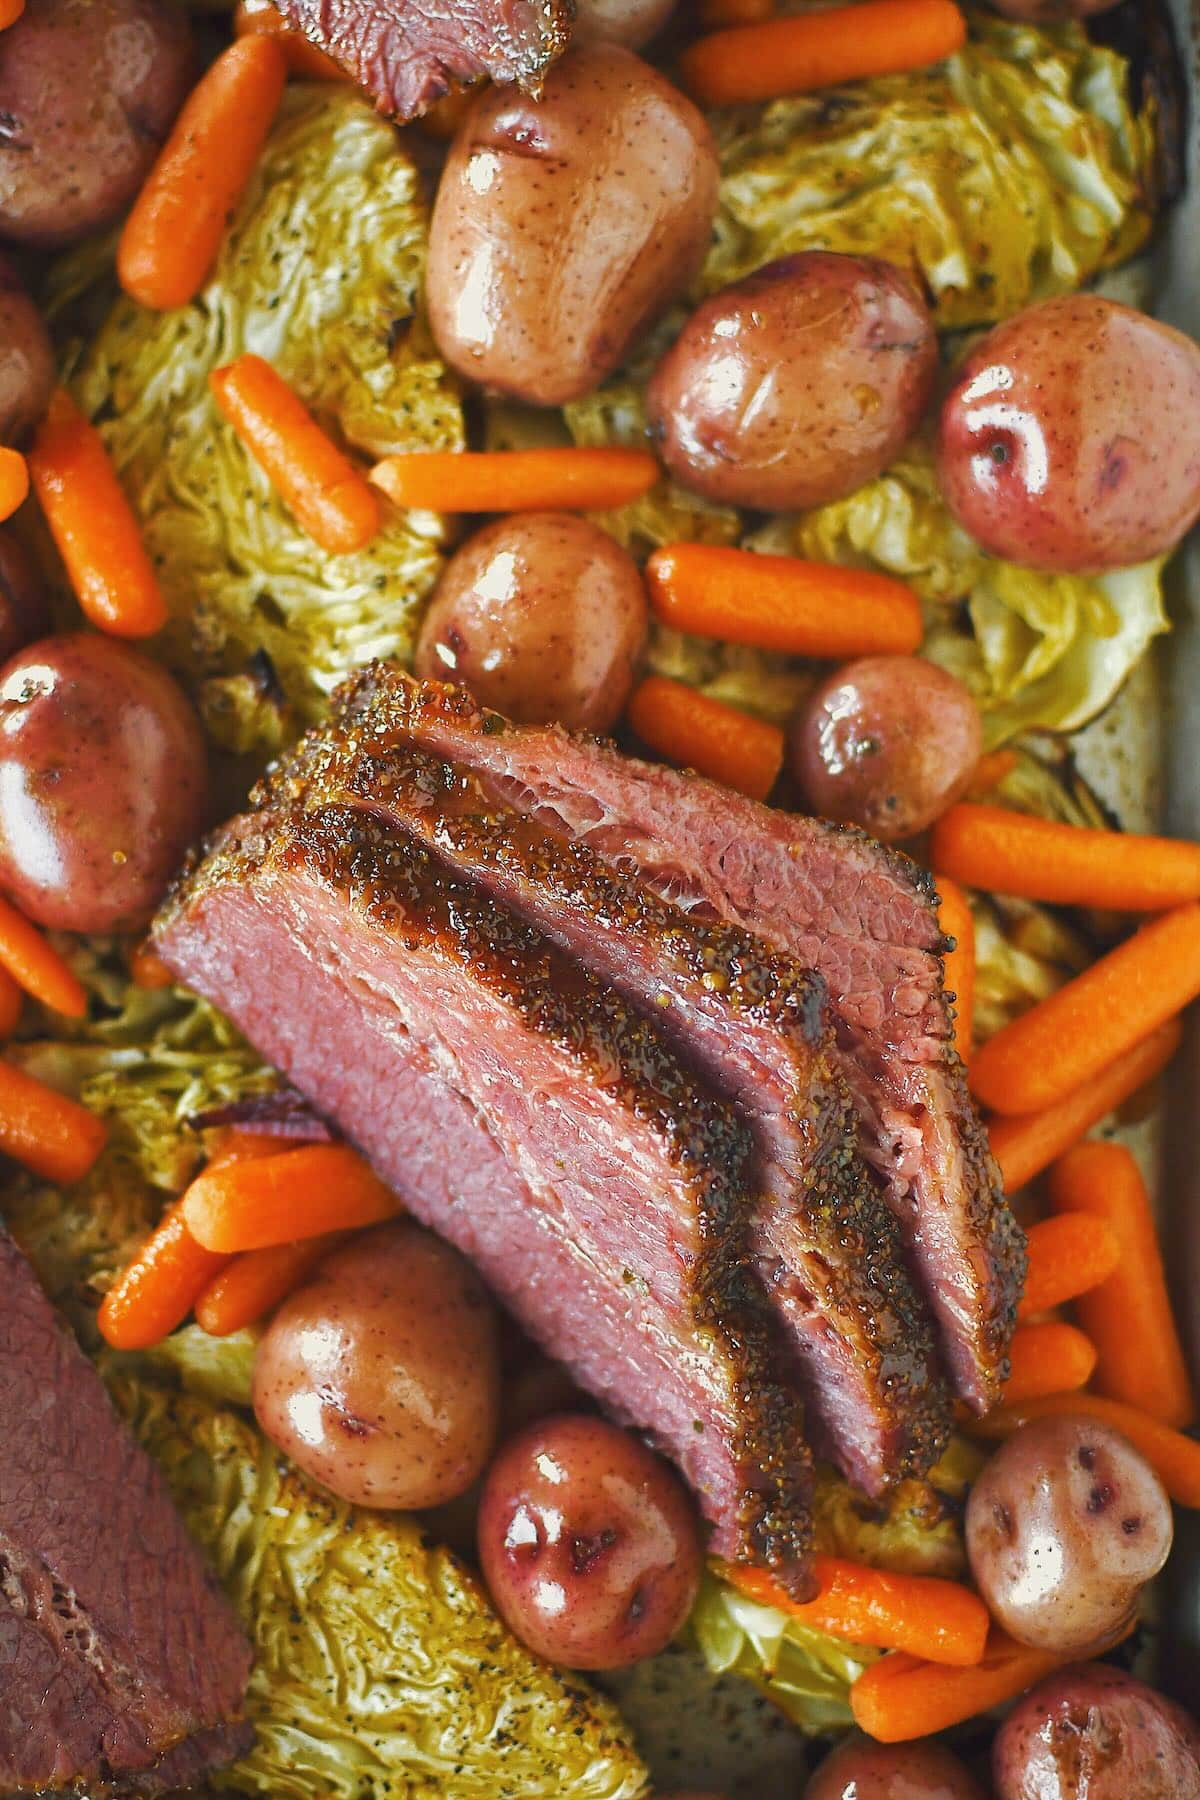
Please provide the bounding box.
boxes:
[477,1412,702,1670]
[573,0,677,46]
[427,43,718,406]
[807,1733,984,1799]
[790,654,982,841]
[937,295,1200,573]
[0,0,194,249]
[0,530,50,663]
[0,258,53,447]
[993,1664,1200,1799]
[414,512,647,731]
[253,1222,500,1510]
[966,1414,1173,1656]
[0,635,207,933]
[646,252,937,512]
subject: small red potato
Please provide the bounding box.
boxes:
[937,294,1200,573]
[993,1664,1200,1799]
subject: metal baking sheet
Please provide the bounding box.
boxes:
[1160,0,1200,1708]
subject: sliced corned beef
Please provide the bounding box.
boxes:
[260,716,952,1495]
[0,1231,252,1796]
[322,669,1025,1413]
[273,0,572,117]
[155,804,815,1592]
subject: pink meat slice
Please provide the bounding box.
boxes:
[326,669,1025,1412]
[155,803,815,1594]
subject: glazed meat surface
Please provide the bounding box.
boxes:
[274,0,572,116]
[325,670,1025,1412]
[262,698,952,1494]
[156,805,816,1593]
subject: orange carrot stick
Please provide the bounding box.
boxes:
[987,1018,1182,1195]
[0,892,86,1017]
[0,0,24,27]
[679,0,966,107]
[195,1231,348,1336]
[0,965,23,1037]
[129,940,174,991]
[233,0,347,78]
[966,748,1018,800]
[1050,1142,1194,1428]
[968,1392,1200,1509]
[627,676,784,803]
[182,1142,397,1252]
[999,1320,1097,1408]
[1018,1212,1121,1320]
[28,388,167,639]
[0,1058,106,1183]
[931,805,1200,913]
[728,1557,988,1667]
[210,354,380,556]
[118,36,287,311]
[0,447,28,520]
[98,1200,231,1351]
[937,876,975,1058]
[850,1628,1121,1743]
[205,1126,292,1171]
[645,545,923,659]
[971,903,1200,1117]
[370,448,660,515]
[702,0,774,23]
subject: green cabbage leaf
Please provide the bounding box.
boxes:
[706,15,1156,330]
[114,1380,649,1800]
[63,86,462,752]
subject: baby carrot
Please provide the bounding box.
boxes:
[971,903,1200,1117]
[931,805,1200,913]
[0,0,24,27]
[999,1320,1097,1408]
[211,355,380,556]
[627,676,784,803]
[729,1557,989,1667]
[987,1018,1182,1195]
[1018,1212,1121,1320]
[129,939,174,991]
[195,1231,347,1336]
[0,966,23,1037]
[233,0,347,78]
[118,36,287,311]
[936,876,975,1058]
[969,1392,1200,1509]
[0,1058,106,1184]
[679,0,966,108]
[702,0,774,22]
[182,1142,397,1252]
[645,545,923,659]
[1050,1142,1194,1428]
[98,1200,231,1351]
[0,892,86,1016]
[966,748,1019,800]
[0,447,28,520]
[369,447,660,514]
[850,1627,1126,1743]
[28,388,167,639]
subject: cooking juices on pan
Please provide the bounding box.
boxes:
[0,0,1198,1795]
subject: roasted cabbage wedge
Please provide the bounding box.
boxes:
[111,1378,648,1800]
[61,86,462,753]
[706,15,1156,329]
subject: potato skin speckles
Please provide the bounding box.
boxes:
[937,294,1200,572]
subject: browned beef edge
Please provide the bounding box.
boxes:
[259,715,952,1493]
[275,0,573,116]
[319,669,1025,1411]
[156,803,817,1591]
